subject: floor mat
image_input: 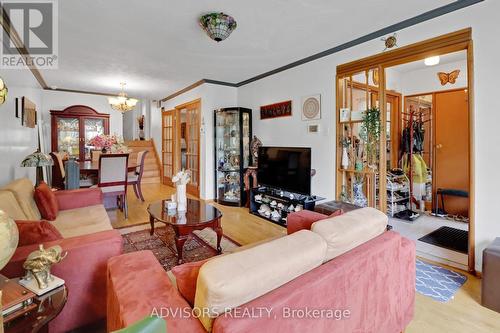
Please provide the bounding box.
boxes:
[418,226,468,254]
[415,259,467,302]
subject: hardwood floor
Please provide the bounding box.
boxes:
[111,183,500,333]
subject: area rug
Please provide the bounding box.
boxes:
[415,259,467,302]
[122,226,239,271]
[418,226,469,254]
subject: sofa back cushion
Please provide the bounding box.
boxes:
[311,207,388,262]
[194,230,327,332]
[0,191,28,220]
[15,220,63,246]
[34,182,59,221]
[1,178,41,220]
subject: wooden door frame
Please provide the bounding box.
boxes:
[161,108,176,187]
[335,28,476,273]
[174,98,201,198]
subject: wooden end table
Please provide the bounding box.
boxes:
[148,199,223,264]
[3,278,67,333]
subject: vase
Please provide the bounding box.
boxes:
[341,147,349,169]
[176,184,187,211]
[101,147,107,154]
[352,182,368,207]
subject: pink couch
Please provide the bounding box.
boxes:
[107,210,415,333]
[1,187,123,333]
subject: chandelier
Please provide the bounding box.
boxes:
[108,83,138,113]
[199,12,237,42]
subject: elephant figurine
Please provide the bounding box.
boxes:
[23,244,67,289]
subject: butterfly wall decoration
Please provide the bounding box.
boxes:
[437,70,460,85]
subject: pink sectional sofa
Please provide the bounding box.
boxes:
[107,209,415,333]
[0,178,123,333]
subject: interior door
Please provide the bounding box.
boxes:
[183,102,200,197]
[162,109,176,186]
[434,89,469,216]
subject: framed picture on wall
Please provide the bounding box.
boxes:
[22,97,37,128]
[339,108,350,122]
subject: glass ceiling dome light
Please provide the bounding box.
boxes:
[108,82,138,113]
[199,12,237,42]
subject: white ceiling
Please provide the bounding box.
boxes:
[11,0,456,99]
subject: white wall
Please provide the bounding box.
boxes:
[400,60,468,96]
[0,85,42,185]
[237,0,498,272]
[155,84,238,199]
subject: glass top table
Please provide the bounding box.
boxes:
[147,198,223,264]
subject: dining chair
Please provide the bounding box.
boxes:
[96,153,129,218]
[128,150,149,201]
[91,150,102,162]
[50,152,66,189]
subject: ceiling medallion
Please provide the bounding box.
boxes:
[108,83,138,113]
[199,12,237,42]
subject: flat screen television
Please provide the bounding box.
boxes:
[257,146,311,195]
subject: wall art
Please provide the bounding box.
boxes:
[260,100,292,120]
[301,94,321,121]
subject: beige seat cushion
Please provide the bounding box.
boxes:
[51,204,112,238]
[194,230,327,332]
[311,207,388,262]
[1,178,41,220]
[0,190,28,220]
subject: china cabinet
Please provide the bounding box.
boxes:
[50,105,110,161]
[213,107,252,206]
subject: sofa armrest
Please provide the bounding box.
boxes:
[54,188,103,211]
[2,230,123,333]
[287,210,329,235]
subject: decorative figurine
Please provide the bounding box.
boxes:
[381,33,398,51]
[22,244,67,290]
[250,135,263,166]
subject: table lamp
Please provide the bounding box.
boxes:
[0,209,19,332]
[21,151,54,187]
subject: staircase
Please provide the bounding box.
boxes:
[125,140,161,184]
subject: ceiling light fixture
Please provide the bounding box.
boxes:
[424,56,440,66]
[199,12,237,42]
[108,83,138,113]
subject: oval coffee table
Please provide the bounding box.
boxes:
[148,198,223,264]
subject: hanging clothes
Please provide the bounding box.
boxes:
[401,153,428,200]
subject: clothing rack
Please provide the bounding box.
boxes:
[401,105,431,212]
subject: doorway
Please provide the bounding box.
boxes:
[384,50,470,270]
[335,29,475,272]
[161,99,201,197]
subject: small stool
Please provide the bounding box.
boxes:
[482,237,500,313]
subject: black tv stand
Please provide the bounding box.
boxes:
[249,187,324,227]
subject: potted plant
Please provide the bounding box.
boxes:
[360,107,381,169]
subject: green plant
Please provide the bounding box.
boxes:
[360,107,381,167]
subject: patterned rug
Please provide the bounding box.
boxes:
[415,259,467,302]
[122,226,239,271]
